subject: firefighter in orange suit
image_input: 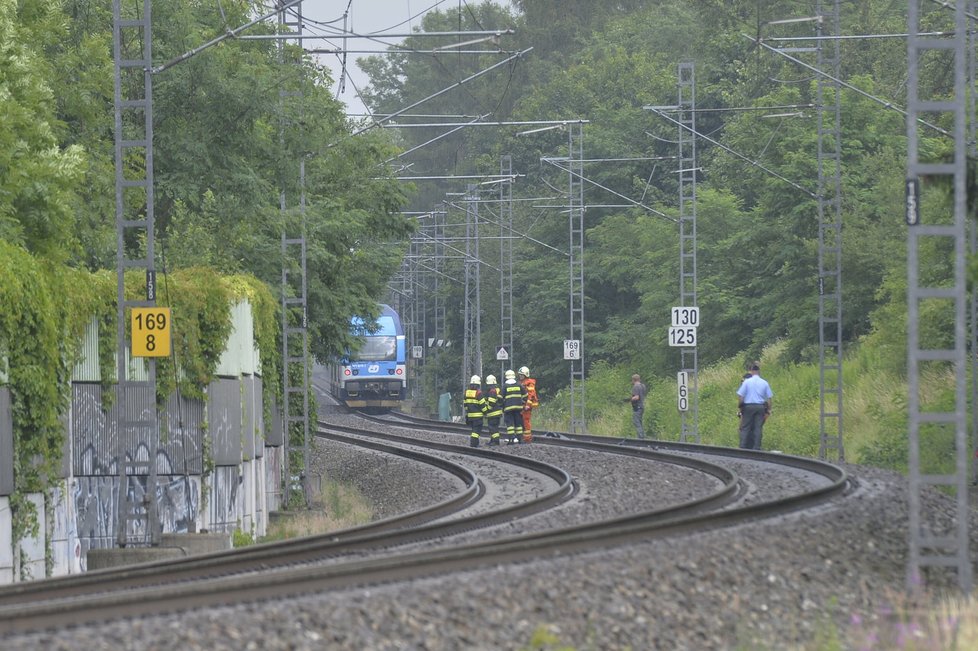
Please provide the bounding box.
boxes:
[518,366,539,443]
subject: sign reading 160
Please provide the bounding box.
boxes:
[131,307,172,357]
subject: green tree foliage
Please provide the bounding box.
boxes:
[357,0,958,419]
[0,0,86,262]
[146,0,413,361]
[1,0,415,359]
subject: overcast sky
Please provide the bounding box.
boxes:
[301,0,511,115]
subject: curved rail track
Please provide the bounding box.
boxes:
[0,411,848,634]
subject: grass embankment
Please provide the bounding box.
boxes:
[533,340,976,648]
[534,339,955,471]
[234,480,374,546]
[233,347,975,648]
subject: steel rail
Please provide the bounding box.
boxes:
[385,410,850,491]
[0,417,789,634]
[0,425,575,611]
[0,441,842,635]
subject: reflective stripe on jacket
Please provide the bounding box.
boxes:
[464,387,486,418]
[503,381,527,412]
[521,378,539,409]
[484,388,503,418]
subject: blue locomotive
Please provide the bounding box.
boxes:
[331,304,407,411]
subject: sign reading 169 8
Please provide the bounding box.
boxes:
[131,307,172,357]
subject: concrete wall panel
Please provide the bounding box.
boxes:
[208,379,242,466]
[20,493,45,581]
[49,482,81,577]
[0,497,11,584]
[207,466,240,534]
[0,388,12,496]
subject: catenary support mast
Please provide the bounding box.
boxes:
[568,123,586,433]
[463,185,483,382]
[816,0,845,462]
[499,155,515,380]
[677,62,699,444]
[906,0,971,593]
[277,0,310,507]
[112,0,161,547]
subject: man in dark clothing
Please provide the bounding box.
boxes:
[464,375,486,447]
[483,374,503,446]
[502,369,527,444]
[630,374,647,439]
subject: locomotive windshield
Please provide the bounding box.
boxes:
[350,336,397,362]
[348,314,398,362]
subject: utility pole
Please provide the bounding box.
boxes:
[276,0,310,508]
[112,0,162,547]
[568,123,586,434]
[677,62,699,444]
[816,0,845,463]
[906,0,971,593]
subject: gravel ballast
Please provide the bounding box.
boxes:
[5,415,976,651]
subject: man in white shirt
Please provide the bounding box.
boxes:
[736,361,773,450]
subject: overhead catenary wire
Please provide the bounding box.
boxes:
[541,158,676,221]
[746,34,951,138]
[336,47,532,142]
[645,104,816,199]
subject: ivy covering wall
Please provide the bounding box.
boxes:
[0,240,282,546]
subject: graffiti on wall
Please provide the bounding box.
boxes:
[72,474,199,569]
[72,384,205,476]
[208,466,241,533]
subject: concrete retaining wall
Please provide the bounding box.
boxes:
[0,299,285,585]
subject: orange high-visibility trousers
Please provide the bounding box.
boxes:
[522,409,533,443]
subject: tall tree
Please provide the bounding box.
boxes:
[0,0,86,262]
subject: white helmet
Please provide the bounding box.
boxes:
[504,369,516,380]
[518,366,529,376]
[470,375,481,384]
[485,374,497,385]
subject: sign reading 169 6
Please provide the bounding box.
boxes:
[131,307,171,357]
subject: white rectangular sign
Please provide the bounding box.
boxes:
[563,339,581,360]
[668,326,697,347]
[671,306,699,327]
[411,345,423,359]
[677,371,690,412]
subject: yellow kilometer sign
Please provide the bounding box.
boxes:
[131,307,172,357]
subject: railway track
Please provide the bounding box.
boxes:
[0,411,848,635]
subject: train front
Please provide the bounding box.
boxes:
[339,307,406,410]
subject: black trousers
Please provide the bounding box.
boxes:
[739,404,767,450]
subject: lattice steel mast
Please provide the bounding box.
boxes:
[816,0,845,462]
[677,62,699,444]
[568,123,586,433]
[112,0,161,547]
[906,0,971,593]
[276,1,310,507]
[499,155,515,379]
[462,185,483,382]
